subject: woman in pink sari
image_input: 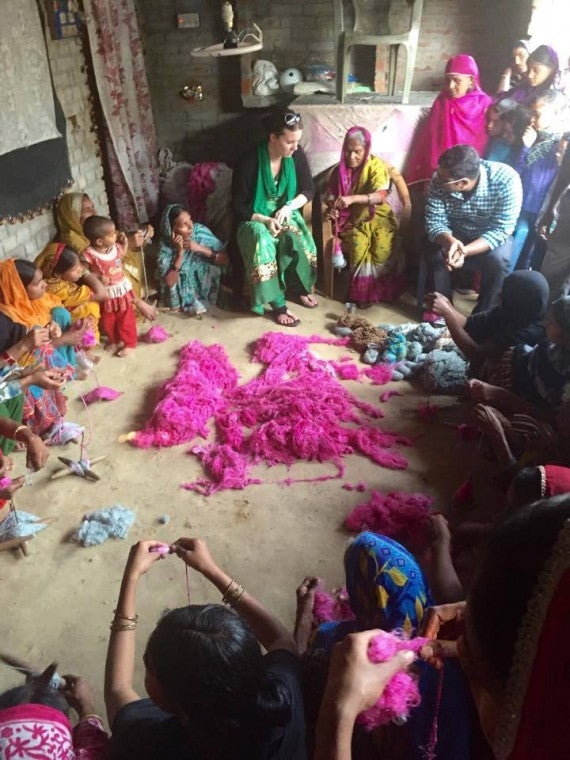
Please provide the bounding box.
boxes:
[406,54,493,186]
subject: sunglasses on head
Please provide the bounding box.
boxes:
[284,111,302,126]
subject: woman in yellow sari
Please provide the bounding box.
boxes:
[56,192,156,312]
[327,126,406,306]
[35,243,107,344]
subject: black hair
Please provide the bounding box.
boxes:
[168,205,185,229]
[510,466,542,507]
[14,259,37,287]
[503,104,532,138]
[552,295,570,331]
[0,663,69,715]
[468,495,570,684]
[528,44,559,72]
[438,144,481,180]
[263,107,304,137]
[52,247,79,275]
[145,604,291,758]
[532,87,565,109]
[82,214,114,244]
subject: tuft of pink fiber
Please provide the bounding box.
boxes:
[357,632,428,729]
[313,585,355,625]
[80,386,122,404]
[330,361,361,381]
[0,477,12,489]
[363,364,393,385]
[416,402,441,423]
[80,330,96,349]
[142,325,171,343]
[137,332,410,493]
[345,490,433,544]
[380,390,401,403]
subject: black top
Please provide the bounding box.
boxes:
[0,314,26,355]
[465,270,549,351]
[109,650,308,760]
[231,145,314,223]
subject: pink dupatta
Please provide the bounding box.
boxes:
[405,54,493,185]
[327,126,375,235]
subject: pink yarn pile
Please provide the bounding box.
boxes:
[142,325,171,343]
[363,364,393,385]
[134,332,411,493]
[132,341,239,448]
[80,386,122,404]
[345,490,433,544]
[358,632,428,729]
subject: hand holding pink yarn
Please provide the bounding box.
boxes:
[357,632,428,730]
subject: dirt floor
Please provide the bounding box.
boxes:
[0,294,481,724]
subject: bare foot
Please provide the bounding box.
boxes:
[104,343,117,353]
[299,294,318,308]
[115,347,134,358]
[294,576,319,654]
[85,350,101,364]
[275,310,300,327]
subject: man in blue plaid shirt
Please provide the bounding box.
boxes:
[425,144,523,312]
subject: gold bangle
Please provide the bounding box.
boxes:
[14,425,29,440]
[113,609,138,622]
[222,579,246,606]
[110,622,136,632]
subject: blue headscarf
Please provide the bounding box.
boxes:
[311,532,433,652]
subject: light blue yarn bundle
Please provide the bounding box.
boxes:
[0,511,48,541]
[74,505,136,547]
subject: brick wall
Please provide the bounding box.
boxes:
[137,0,532,164]
[0,32,108,261]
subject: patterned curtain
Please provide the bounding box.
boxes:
[84,0,158,228]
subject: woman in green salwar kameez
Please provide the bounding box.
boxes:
[232,109,318,326]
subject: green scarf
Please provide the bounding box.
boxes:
[252,141,297,216]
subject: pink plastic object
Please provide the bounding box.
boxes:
[80,386,122,405]
[142,325,171,343]
[149,544,170,554]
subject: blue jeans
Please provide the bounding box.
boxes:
[511,211,538,271]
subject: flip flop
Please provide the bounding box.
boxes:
[271,309,301,327]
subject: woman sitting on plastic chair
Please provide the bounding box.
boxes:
[326,126,409,307]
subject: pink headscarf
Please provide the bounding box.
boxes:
[405,54,493,185]
[0,704,74,759]
[328,126,375,234]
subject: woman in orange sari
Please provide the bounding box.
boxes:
[0,259,85,442]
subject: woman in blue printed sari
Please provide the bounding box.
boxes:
[157,204,229,316]
[297,530,481,759]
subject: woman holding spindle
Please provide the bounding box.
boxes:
[326,126,408,306]
[105,536,308,759]
[232,108,318,327]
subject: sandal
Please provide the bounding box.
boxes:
[271,307,300,327]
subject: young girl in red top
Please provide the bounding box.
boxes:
[83,216,152,357]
